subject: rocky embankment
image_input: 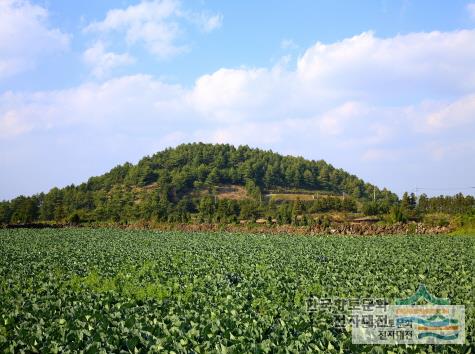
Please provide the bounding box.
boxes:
[314,222,451,235]
[2,221,452,235]
[125,221,453,235]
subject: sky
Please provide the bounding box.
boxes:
[1,0,475,200]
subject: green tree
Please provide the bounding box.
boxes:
[10,196,39,223]
[198,196,215,222]
[0,201,12,224]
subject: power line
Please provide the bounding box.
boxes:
[412,187,475,196]
[415,187,475,191]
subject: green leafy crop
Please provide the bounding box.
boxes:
[0,229,473,353]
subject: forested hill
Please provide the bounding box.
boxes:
[0,143,398,224]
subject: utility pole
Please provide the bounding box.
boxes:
[373,188,376,202]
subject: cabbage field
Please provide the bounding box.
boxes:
[0,229,473,353]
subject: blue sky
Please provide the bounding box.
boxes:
[1,0,475,199]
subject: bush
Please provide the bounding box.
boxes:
[389,205,407,223]
[68,213,81,225]
[422,213,450,227]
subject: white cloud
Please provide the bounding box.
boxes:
[424,94,475,131]
[189,68,279,122]
[192,13,223,32]
[468,3,475,20]
[85,0,221,58]
[318,102,368,135]
[280,38,298,50]
[297,30,475,98]
[85,0,178,32]
[0,75,188,138]
[0,0,69,79]
[83,41,135,78]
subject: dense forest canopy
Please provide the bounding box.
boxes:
[1,143,473,225]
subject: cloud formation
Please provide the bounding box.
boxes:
[83,41,135,78]
[0,0,70,79]
[3,29,475,137]
[191,12,223,32]
[85,0,222,58]
[1,29,475,197]
[424,94,475,131]
[296,31,475,99]
[280,39,298,50]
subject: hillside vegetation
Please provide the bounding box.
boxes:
[0,143,474,228]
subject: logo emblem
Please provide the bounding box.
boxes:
[352,284,465,344]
